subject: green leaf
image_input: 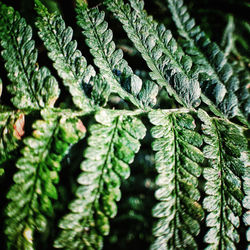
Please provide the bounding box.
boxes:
[76,4,157,110]
[198,109,248,249]
[5,109,85,249]
[90,74,110,106]
[54,110,146,249]
[149,109,204,249]
[233,62,250,122]
[35,0,95,110]
[221,15,235,58]
[166,0,244,120]
[242,151,250,244]
[105,0,201,109]
[0,3,60,109]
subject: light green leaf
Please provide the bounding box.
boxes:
[149,109,204,249]
[0,3,60,109]
[5,110,85,249]
[198,108,248,249]
[54,110,146,249]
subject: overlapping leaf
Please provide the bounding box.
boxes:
[198,109,248,249]
[35,0,95,110]
[54,109,146,249]
[76,4,157,110]
[0,3,60,110]
[149,110,204,249]
[104,0,201,109]
[167,0,243,119]
[5,109,86,249]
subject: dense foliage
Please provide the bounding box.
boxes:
[0,0,249,249]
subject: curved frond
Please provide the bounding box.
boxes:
[198,109,248,249]
[149,110,204,249]
[35,0,95,110]
[76,4,158,110]
[104,0,201,109]
[0,3,59,110]
[5,109,86,249]
[167,0,242,119]
[54,109,146,249]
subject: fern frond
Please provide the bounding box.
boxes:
[5,109,86,249]
[0,3,60,110]
[76,4,157,110]
[243,153,250,245]
[233,62,250,121]
[104,0,201,109]
[148,109,204,249]
[0,107,24,175]
[54,109,146,249]
[167,0,242,119]
[198,109,248,249]
[221,15,235,58]
[35,0,95,111]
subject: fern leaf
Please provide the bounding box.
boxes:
[54,109,146,249]
[242,152,250,246]
[5,109,86,249]
[198,109,248,249]
[138,80,159,108]
[166,0,243,119]
[233,62,250,122]
[35,0,95,110]
[148,109,204,249]
[104,0,201,109]
[221,15,235,58]
[76,4,157,110]
[0,107,24,175]
[89,74,110,107]
[0,3,60,110]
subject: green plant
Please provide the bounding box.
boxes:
[0,0,249,249]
